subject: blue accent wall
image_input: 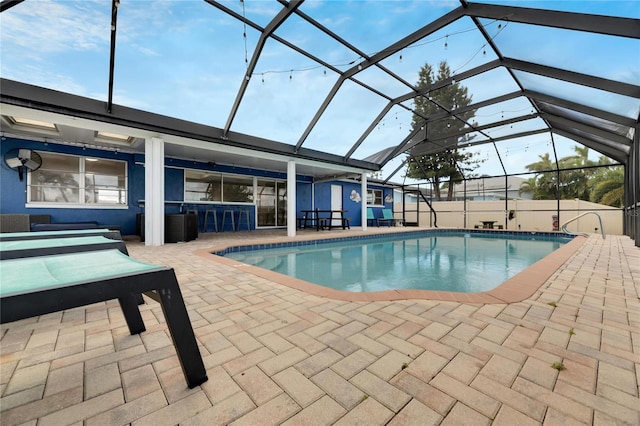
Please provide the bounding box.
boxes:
[296,181,313,216]
[1,137,317,235]
[313,180,394,226]
[1,138,140,234]
[2,137,397,234]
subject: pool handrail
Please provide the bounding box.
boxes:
[561,211,605,239]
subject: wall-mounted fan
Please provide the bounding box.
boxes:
[4,149,43,181]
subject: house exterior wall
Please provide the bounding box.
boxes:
[313,180,394,227]
[1,137,140,234]
[1,137,316,235]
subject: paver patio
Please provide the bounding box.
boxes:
[1,228,638,425]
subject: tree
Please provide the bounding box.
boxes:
[518,153,558,199]
[589,163,624,207]
[557,145,594,200]
[405,61,483,200]
[519,146,623,205]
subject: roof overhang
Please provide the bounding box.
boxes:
[0,78,379,179]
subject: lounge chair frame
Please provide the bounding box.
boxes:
[0,251,208,389]
[0,236,128,260]
[0,228,122,241]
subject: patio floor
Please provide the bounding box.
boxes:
[1,228,638,425]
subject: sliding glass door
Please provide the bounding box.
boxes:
[257,179,287,227]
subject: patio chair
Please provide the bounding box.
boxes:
[0,228,123,242]
[0,235,128,260]
[0,249,208,389]
[367,208,378,227]
[0,232,142,305]
[30,221,100,231]
[377,208,402,227]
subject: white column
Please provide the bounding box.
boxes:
[287,161,296,237]
[145,137,165,246]
[361,173,367,231]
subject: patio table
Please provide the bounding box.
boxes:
[300,209,349,231]
[0,235,128,260]
[0,249,208,389]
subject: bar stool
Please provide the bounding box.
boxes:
[221,209,235,232]
[237,208,251,231]
[203,209,218,232]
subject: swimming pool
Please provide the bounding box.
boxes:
[219,230,574,293]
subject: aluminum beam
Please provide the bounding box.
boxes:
[294,6,466,151]
[540,112,633,148]
[524,90,636,127]
[222,0,303,136]
[553,129,628,163]
[107,0,119,113]
[0,0,24,13]
[0,78,378,171]
[464,2,640,39]
[503,57,640,99]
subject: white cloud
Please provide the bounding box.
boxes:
[1,0,109,54]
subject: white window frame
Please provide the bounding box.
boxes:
[184,169,256,204]
[367,188,384,206]
[26,152,128,209]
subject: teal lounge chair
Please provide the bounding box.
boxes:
[367,208,378,227]
[378,208,403,227]
[0,235,128,260]
[0,249,208,389]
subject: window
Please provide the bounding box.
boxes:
[184,170,253,203]
[28,152,127,206]
[367,189,383,206]
[222,175,254,203]
[185,172,222,201]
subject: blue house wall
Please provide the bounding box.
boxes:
[1,137,140,234]
[1,137,394,233]
[313,180,394,227]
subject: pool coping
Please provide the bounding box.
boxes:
[196,229,587,304]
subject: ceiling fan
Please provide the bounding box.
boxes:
[3,148,43,181]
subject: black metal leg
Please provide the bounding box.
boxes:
[118,294,146,334]
[135,293,145,305]
[157,281,208,389]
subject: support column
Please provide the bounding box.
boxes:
[633,121,640,245]
[361,173,367,231]
[287,161,296,238]
[145,137,165,246]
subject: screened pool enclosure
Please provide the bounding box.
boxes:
[1,0,638,245]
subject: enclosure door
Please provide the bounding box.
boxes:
[331,185,342,227]
[257,179,287,227]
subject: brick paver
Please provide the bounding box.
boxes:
[1,230,638,425]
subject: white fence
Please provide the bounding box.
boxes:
[395,199,623,235]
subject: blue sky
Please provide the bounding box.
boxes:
[1,0,638,181]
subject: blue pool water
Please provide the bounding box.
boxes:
[221,231,573,293]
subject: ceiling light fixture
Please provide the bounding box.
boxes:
[8,116,56,131]
[96,130,131,143]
